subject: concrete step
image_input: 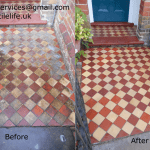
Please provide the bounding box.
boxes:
[91,22,134,27]
[89,36,144,47]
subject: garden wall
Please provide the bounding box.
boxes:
[54,0,75,91]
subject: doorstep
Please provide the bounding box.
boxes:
[89,22,144,47]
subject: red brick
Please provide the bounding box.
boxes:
[78,0,87,4]
[144,2,150,7]
[62,32,72,45]
[76,4,88,11]
[59,23,66,33]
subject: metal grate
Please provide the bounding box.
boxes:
[75,72,92,150]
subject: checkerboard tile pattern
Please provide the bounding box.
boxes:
[0,27,75,127]
[91,26,137,37]
[0,1,40,15]
[81,47,150,144]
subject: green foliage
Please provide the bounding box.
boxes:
[75,6,94,44]
[75,6,94,65]
[75,50,87,65]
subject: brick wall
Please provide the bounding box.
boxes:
[75,0,91,28]
[54,0,75,91]
[137,0,150,45]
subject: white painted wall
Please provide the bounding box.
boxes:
[128,0,141,25]
[88,0,141,25]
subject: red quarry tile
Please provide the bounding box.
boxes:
[31,93,42,103]
[87,81,97,89]
[100,119,112,131]
[99,107,111,117]
[70,93,75,102]
[128,114,139,126]
[98,74,106,80]
[18,83,28,92]
[4,106,16,118]
[121,86,130,93]
[6,73,15,81]
[54,82,65,92]
[114,116,126,128]
[113,105,123,115]
[132,85,140,92]
[43,83,52,92]
[17,105,29,117]
[4,93,15,104]
[125,104,136,113]
[57,93,69,103]
[86,109,97,120]
[29,73,39,81]
[18,73,27,81]
[41,73,50,81]
[99,97,109,106]
[30,83,40,92]
[111,95,121,104]
[5,83,15,92]
[67,83,73,91]
[3,120,15,127]
[18,119,30,126]
[116,130,129,139]
[110,87,119,94]
[46,105,57,117]
[86,98,97,108]
[88,74,96,80]
[63,119,74,126]
[18,65,27,72]
[18,93,28,104]
[134,93,143,101]
[98,81,107,87]
[33,119,45,126]
[88,121,98,134]
[140,112,150,123]
[131,127,143,135]
[99,88,108,96]
[59,105,72,117]
[7,65,15,72]
[109,80,117,86]
[145,92,150,99]
[32,105,44,117]
[48,119,60,126]
[86,89,97,98]
[90,136,99,144]
[144,124,150,132]
[137,102,147,111]
[123,94,132,102]
[101,133,114,142]
[0,84,3,90]
[44,93,54,104]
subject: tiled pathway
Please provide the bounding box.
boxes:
[91,25,137,37]
[0,27,75,127]
[81,46,150,144]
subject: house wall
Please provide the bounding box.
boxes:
[137,0,150,45]
[54,0,75,91]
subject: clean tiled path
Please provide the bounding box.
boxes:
[81,46,150,144]
[0,27,75,127]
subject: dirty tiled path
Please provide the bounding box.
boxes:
[81,46,150,144]
[0,27,75,127]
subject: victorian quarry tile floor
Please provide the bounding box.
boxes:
[91,25,137,37]
[81,46,150,144]
[0,27,75,127]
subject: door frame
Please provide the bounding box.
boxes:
[88,0,141,25]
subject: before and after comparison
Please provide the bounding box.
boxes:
[0,0,150,150]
